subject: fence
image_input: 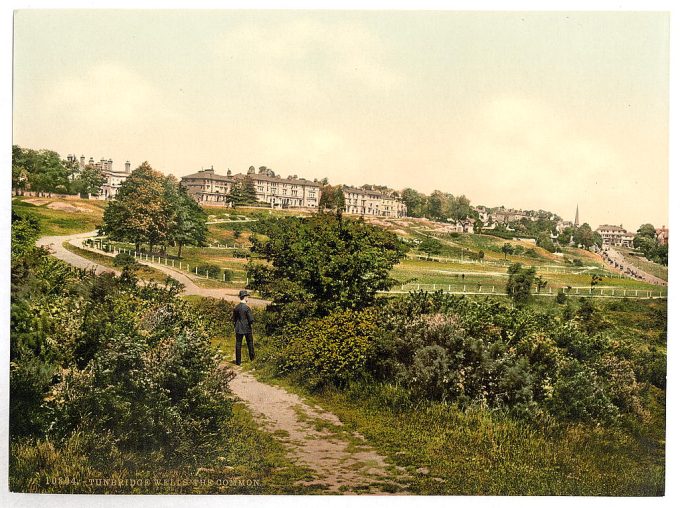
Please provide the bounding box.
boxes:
[206,243,252,250]
[383,283,667,299]
[408,254,627,278]
[84,239,248,285]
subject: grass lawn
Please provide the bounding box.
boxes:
[9,399,320,494]
[62,242,177,285]
[391,258,666,297]
[13,196,105,235]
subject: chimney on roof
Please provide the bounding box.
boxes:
[80,155,85,167]
[125,161,131,173]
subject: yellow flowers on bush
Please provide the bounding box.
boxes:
[275,309,380,389]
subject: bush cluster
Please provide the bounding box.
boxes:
[262,287,656,426]
[10,219,234,465]
[372,292,649,425]
[270,309,381,389]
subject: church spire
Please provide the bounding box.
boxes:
[574,204,580,228]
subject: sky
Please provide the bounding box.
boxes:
[12,8,670,231]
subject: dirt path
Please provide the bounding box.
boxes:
[36,231,270,307]
[38,232,409,492]
[228,367,410,494]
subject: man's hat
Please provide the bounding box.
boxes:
[239,290,249,298]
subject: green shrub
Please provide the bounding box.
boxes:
[556,290,567,304]
[548,360,619,424]
[274,309,380,389]
[196,264,222,279]
[112,252,140,269]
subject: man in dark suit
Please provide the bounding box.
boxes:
[233,290,255,366]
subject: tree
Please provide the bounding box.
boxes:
[102,162,168,253]
[506,263,536,305]
[72,164,106,198]
[167,184,208,258]
[447,195,472,221]
[536,232,556,253]
[318,185,346,214]
[247,214,406,315]
[557,227,574,246]
[228,177,258,206]
[590,274,603,294]
[636,223,657,239]
[419,237,443,256]
[427,191,446,220]
[241,177,258,204]
[534,275,548,294]
[502,243,513,260]
[401,188,426,217]
[573,223,596,249]
[11,145,72,195]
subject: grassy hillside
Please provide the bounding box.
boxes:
[12,196,105,235]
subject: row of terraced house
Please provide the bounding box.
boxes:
[179,165,407,218]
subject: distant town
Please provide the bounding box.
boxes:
[58,153,667,252]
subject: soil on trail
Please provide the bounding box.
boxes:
[228,367,410,494]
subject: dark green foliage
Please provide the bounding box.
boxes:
[72,164,106,197]
[573,223,601,249]
[196,263,222,279]
[102,164,207,256]
[556,289,568,304]
[269,309,380,389]
[11,210,41,257]
[318,184,346,213]
[506,263,536,305]
[10,229,234,464]
[112,252,140,270]
[12,145,73,195]
[229,177,259,206]
[247,213,406,316]
[633,223,667,265]
[419,237,443,256]
[293,290,656,426]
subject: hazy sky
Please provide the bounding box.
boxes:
[13,9,669,231]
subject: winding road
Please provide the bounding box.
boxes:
[36,231,270,307]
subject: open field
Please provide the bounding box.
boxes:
[61,241,176,284]
[17,196,666,296]
[12,196,105,235]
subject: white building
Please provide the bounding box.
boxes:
[180,166,321,209]
[67,154,131,199]
[343,186,407,218]
[596,224,634,248]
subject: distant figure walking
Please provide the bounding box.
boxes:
[233,290,255,365]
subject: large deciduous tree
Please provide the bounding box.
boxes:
[12,145,72,195]
[72,165,106,198]
[102,162,168,253]
[318,185,346,214]
[167,183,208,258]
[247,213,406,316]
